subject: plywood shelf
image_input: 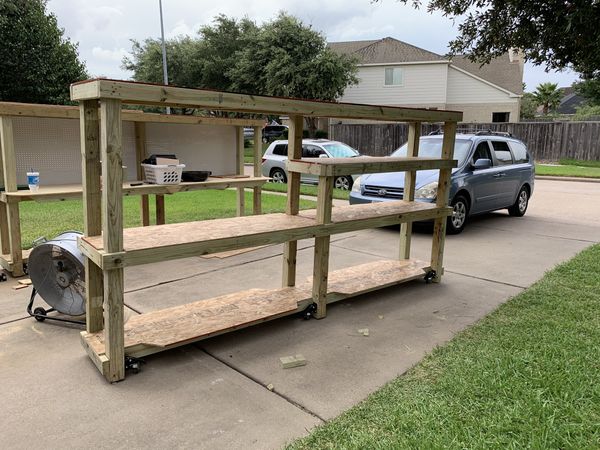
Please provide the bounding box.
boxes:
[0,177,269,203]
[287,156,457,176]
[78,201,451,268]
[81,259,429,360]
[0,249,31,272]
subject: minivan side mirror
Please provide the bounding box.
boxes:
[472,158,492,170]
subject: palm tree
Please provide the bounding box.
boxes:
[533,82,562,115]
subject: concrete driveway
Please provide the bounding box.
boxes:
[1,179,599,449]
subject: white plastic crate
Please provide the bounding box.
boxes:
[141,163,186,185]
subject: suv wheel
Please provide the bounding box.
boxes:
[447,195,469,234]
[270,168,287,184]
[334,176,352,190]
[508,186,529,217]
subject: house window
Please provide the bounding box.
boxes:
[384,67,403,86]
[492,112,510,122]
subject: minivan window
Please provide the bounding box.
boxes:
[392,138,472,165]
[472,141,492,163]
[322,142,360,158]
[491,141,513,165]
[272,144,288,156]
[509,141,529,163]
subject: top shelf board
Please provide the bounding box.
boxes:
[70,79,463,123]
[287,156,458,176]
[0,101,264,127]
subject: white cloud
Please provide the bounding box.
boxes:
[91,46,128,62]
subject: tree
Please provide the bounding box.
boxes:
[573,78,600,106]
[123,13,358,134]
[520,93,537,120]
[533,83,562,115]
[0,0,87,104]
[382,1,600,77]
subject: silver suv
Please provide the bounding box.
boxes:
[261,139,360,190]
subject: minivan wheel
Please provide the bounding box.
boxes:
[447,195,469,234]
[270,168,287,183]
[334,176,353,190]
[508,186,529,217]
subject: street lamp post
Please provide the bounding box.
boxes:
[158,0,171,114]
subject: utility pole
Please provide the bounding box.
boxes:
[158,0,171,114]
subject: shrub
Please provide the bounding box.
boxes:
[314,129,328,139]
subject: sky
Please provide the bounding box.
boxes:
[46,0,580,93]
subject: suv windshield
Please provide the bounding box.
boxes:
[392,138,472,165]
[322,142,360,158]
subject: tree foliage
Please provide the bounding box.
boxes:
[573,78,600,106]
[520,92,537,120]
[533,82,562,115]
[123,13,358,132]
[383,0,600,77]
[0,0,87,104]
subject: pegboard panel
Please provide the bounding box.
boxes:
[12,117,137,186]
[145,122,237,176]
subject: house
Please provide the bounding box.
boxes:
[557,87,585,115]
[329,37,524,123]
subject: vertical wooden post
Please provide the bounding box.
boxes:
[100,99,125,382]
[0,116,23,276]
[155,195,165,225]
[80,100,104,334]
[235,126,245,216]
[282,115,303,287]
[400,122,421,259]
[134,122,150,226]
[252,126,262,215]
[312,175,333,319]
[430,121,456,282]
[0,120,10,256]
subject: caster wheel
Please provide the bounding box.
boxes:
[0,272,7,282]
[33,307,47,322]
[22,264,28,275]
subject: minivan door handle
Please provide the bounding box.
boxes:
[493,173,506,178]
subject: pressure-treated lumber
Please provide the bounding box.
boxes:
[0,126,9,256]
[313,175,334,318]
[253,126,262,214]
[100,99,125,382]
[80,100,104,333]
[0,101,264,127]
[79,200,452,269]
[236,126,245,217]
[0,116,23,276]
[134,122,150,226]
[288,156,456,177]
[430,121,457,282]
[0,177,269,202]
[283,115,303,287]
[70,79,463,123]
[400,122,421,259]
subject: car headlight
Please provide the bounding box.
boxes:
[415,181,438,200]
[351,176,362,193]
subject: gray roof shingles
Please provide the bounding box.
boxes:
[329,37,523,95]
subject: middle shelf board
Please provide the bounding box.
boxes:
[79,200,452,268]
[287,156,457,177]
[81,258,429,359]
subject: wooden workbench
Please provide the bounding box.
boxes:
[71,78,461,382]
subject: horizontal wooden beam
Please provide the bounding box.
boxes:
[287,156,457,176]
[0,101,263,127]
[70,79,464,123]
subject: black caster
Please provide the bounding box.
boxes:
[424,270,437,284]
[300,303,317,320]
[22,264,28,275]
[33,307,47,322]
[125,356,144,374]
[0,272,7,282]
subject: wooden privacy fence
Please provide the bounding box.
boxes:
[330,121,600,161]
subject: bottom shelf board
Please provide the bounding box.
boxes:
[81,258,430,360]
[0,249,32,272]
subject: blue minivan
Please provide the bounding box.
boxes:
[349,131,535,234]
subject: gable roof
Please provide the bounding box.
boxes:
[329,37,523,95]
[451,54,523,95]
[328,37,446,64]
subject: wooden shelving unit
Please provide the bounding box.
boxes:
[0,101,266,275]
[71,78,462,382]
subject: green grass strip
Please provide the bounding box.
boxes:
[19,189,315,249]
[261,182,350,200]
[289,244,600,449]
[558,158,600,169]
[535,164,600,179]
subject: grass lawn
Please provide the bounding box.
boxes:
[536,162,600,178]
[244,141,270,164]
[261,182,350,200]
[19,189,316,249]
[559,158,600,168]
[289,244,600,449]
